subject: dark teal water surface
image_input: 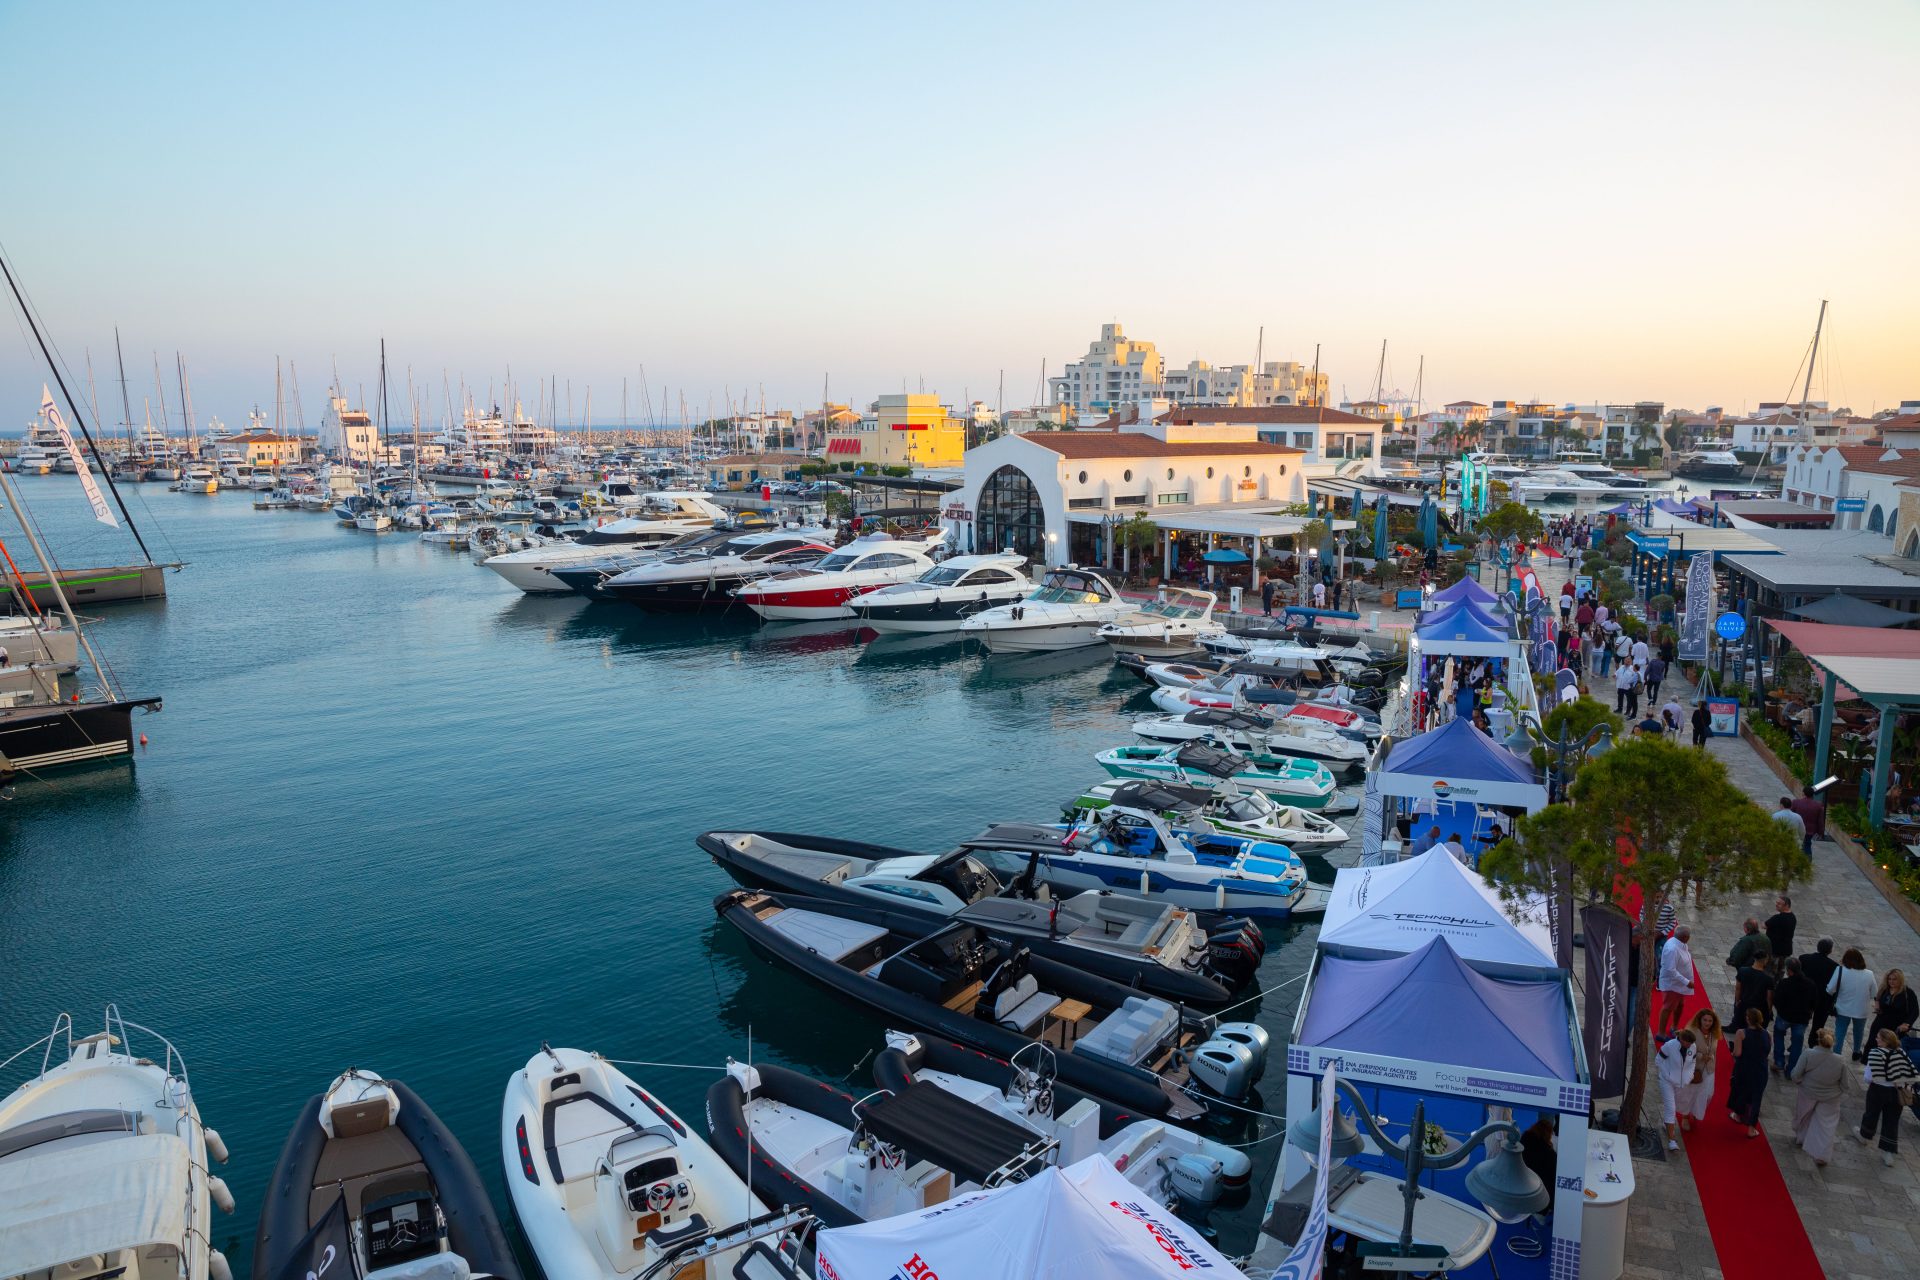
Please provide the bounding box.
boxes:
[0,475,1340,1269]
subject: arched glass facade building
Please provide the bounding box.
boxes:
[975,465,1048,563]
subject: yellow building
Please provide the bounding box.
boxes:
[824,394,966,469]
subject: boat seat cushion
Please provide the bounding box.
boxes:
[1000,990,1061,1034]
[364,1256,473,1280]
[1074,997,1180,1068]
[991,974,1041,1022]
[1114,919,1163,950]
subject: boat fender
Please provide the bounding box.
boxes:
[203,1126,229,1163]
[208,1174,235,1214]
[1214,1022,1272,1081]
[209,1250,233,1280]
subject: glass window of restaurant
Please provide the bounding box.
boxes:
[977,465,1048,565]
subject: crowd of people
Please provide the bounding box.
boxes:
[1647,903,1919,1168]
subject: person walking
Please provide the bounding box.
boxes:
[1772,956,1816,1075]
[1726,1008,1773,1136]
[1788,785,1826,857]
[1614,662,1641,717]
[1858,1028,1920,1165]
[1644,654,1667,702]
[1772,798,1806,847]
[1657,926,1695,1037]
[1690,700,1711,747]
[1800,938,1839,1035]
[1828,948,1877,1061]
[1764,896,1797,964]
[1631,634,1650,668]
[1657,1030,1699,1151]
[1261,578,1276,618]
[1675,1008,1724,1132]
[1868,968,1918,1046]
[1735,953,1775,1034]
[1790,1028,1850,1166]
[1613,628,1633,674]
[1726,918,1768,972]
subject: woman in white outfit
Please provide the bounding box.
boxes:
[1674,1008,1723,1129]
[1657,1029,1699,1150]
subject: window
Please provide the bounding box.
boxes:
[1113,493,1149,507]
[1156,492,1190,505]
[1206,467,1214,478]
[1067,496,1106,509]
[1166,468,1175,480]
[1123,469,1133,482]
[867,883,940,903]
[977,465,1047,564]
[1078,470,1088,484]
[1243,466,1251,477]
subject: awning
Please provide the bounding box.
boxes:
[1318,848,1557,976]
[1765,619,1920,703]
[1377,717,1549,811]
[0,1133,190,1276]
[1428,576,1502,610]
[1202,548,1249,564]
[825,438,862,455]
[857,1083,1053,1185]
[1786,593,1920,629]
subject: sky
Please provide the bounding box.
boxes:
[2,0,1916,431]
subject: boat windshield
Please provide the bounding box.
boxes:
[1029,570,1111,605]
[916,564,970,586]
[1142,599,1203,619]
[813,551,861,572]
[1218,793,1273,822]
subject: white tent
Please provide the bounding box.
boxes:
[1317,847,1558,977]
[815,1155,1241,1280]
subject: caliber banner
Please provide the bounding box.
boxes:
[41,385,117,527]
[1678,551,1713,662]
[1581,903,1632,1100]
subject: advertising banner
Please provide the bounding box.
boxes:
[1706,696,1740,736]
[41,386,117,527]
[1270,1063,1339,1280]
[1678,552,1714,662]
[1581,904,1632,1099]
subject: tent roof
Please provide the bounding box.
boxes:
[1767,619,1920,703]
[1415,599,1513,654]
[0,1134,189,1276]
[1429,576,1502,608]
[1317,846,1558,975]
[1786,593,1920,629]
[1298,937,1576,1081]
[1377,718,1547,810]
[815,1156,1241,1280]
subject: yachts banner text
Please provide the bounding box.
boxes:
[41,385,117,527]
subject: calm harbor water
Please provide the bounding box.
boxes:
[0,474,1339,1270]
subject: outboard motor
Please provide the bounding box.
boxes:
[1187,1039,1258,1101]
[1203,918,1264,988]
[1164,1153,1226,1207]
[1214,1022,1272,1083]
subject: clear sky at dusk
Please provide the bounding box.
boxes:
[2,0,1915,428]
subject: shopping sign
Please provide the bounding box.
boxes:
[1835,497,1866,513]
[942,502,972,522]
[1706,696,1740,736]
[1714,612,1747,642]
[1678,553,1714,662]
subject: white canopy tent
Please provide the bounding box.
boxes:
[1318,847,1558,978]
[815,1155,1241,1280]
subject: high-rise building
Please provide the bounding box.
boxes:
[1047,322,1326,414]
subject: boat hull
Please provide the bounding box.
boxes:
[964,849,1308,921]
[0,696,159,774]
[6,562,169,608]
[854,593,1018,633]
[965,620,1108,652]
[607,573,758,612]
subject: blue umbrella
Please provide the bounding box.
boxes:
[1373,494,1390,556]
[1418,494,1439,550]
[1202,548,1249,564]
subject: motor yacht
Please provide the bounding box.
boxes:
[732,533,946,621]
[1675,449,1743,480]
[600,529,834,612]
[958,566,1133,652]
[1067,778,1350,847]
[956,806,1321,920]
[705,1043,1251,1230]
[0,1007,235,1280]
[1096,739,1341,808]
[547,527,744,599]
[849,553,1031,632]
[698,829,1262,1004]
[714,890,1252,1120]
[1512,465,1658,504]
[501,1046,806,1280]
[172,465,218,493]
[254,1068,520,1279]
[481,494,727,593]
[1095,587,1221,659]
[1131,705,1370,765]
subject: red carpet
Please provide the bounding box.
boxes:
[1652,957,1824,1278]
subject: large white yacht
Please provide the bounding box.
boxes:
[0,1008,235,1280]
[732,533,947,621]
[482,492,728,593]
[849,553,1033,632]
[1512,461,1659,504]
[1095,586,1221,659]
[959,566,1134,653]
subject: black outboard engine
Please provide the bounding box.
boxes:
[1203,916,1265,988]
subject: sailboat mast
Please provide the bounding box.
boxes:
[114,328,136,461]
[0,465,113,692]
[0,251,154,559]
[1797,299,1828,445]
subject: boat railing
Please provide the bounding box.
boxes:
[103,1004,194,1133]
[0,1010,75,1081]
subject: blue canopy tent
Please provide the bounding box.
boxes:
[1376,717,1549,812]
[1284,936,1589,1279]
[1415,600,1517,658]
[1428,576,1504,611]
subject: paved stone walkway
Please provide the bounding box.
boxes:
[1522,548,1920,1278]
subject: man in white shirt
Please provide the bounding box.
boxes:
[1772,797,1806,841]
[1657,926,1695,1036]
[1311,580,1326,609]
[1631,637,1650,667]
[1615,662,1642,716]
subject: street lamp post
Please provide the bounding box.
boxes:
[1528,719,1615,803]
[1288,1077,1550,1268]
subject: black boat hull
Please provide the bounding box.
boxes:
[604,573,755,612]
[705,1064,866,1230]
[253,1079,522,1280]
[698,831,1238,1007]
[715,889,1211,1123]
[0,696,159,774]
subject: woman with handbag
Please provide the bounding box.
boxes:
[1828,949,1876,1061]
[1790,1028,1849,1166]
[1868,968,1917,1046]
[1858,1028,1920,1166]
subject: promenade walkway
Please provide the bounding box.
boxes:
[1520,550,1920,1279]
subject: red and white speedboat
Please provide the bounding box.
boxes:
[732,533,947,621]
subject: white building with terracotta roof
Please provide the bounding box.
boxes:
[1782,443,1920,539]
[943,398,1349,572]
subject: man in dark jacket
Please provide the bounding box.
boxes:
[1772,956,1817,1074]
[1788,785,1826,857]
[1799,937,1839,1034]
[1691,701,1711,747]
[1727,917,1768,971]
[1764,896,1797,962]
[1261,578,1276,617]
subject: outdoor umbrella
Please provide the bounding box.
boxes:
[1418,494,1439,549]
[1373,493,1390,556]
[1202,548,1249,564]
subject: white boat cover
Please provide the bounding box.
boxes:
[1317,847,1558,977]
[0,1132,189,1274]
[816,1155,1239,1280]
